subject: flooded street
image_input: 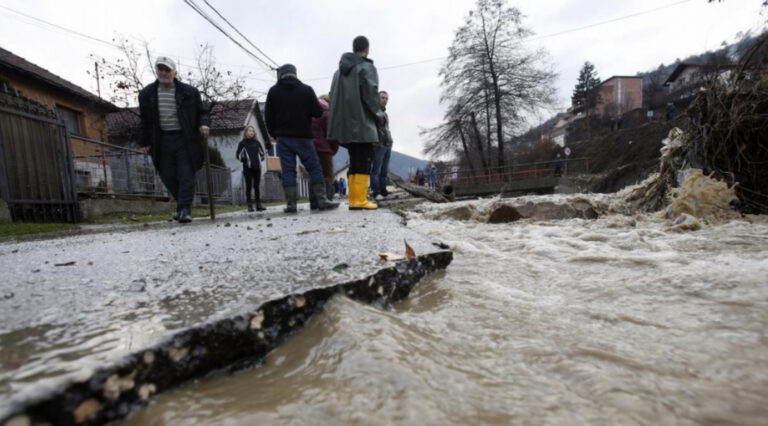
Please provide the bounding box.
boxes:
[128,203,768,425]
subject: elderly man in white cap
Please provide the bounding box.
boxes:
[138,56,210,223]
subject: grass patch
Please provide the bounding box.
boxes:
[0,222,78,238]
[85,204,254,224]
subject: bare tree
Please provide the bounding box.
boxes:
[436,0,556,168]
[91,38,251,148]
[187,44,249,130]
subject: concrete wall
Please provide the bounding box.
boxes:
[78,198,176,220]
[0,199,11,223]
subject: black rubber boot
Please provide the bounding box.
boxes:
[283,186,298,213]
[247,202,254,212]
[326,182,335,201]
[256,200,266,211]
[312,183,339,211]
[309,192,318,210]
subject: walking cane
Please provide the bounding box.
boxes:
[203,135,215,220]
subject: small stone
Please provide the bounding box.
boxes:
[138,383,156,401]
[168,347,189,362]
[199,266,204,270]
[3,292,14,300]
[88,261,94,266]
[250,311,265,330]
[3,414,31,426]
[225,222,231,227]
[143,351,155,365]
[103,370,136,400]
[333,263,349,273]
[32,269,40,273]
[266,223,273,227]
[247,226,252,231]
[290,295,306,308]
[73,399,100,424]
[11,249,18,254]
[205,243,210,247]
[128,279,146,292]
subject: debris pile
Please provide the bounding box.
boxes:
[687,32,768,214]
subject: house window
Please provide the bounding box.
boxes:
[76,169,90,187]
[55,105,82,134]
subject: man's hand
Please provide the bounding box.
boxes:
[200,125,210,138]
[140,146,150,155]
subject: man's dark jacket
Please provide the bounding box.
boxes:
[138,79,210,172]
[265,76,323,139]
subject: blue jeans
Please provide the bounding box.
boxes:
[370,145,391,196]
[276,137,324,186]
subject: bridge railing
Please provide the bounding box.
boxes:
[441,158,590,186]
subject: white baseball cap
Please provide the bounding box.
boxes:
[155,56,177,72]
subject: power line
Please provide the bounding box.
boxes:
[3,0,698,82]
[201,0,279,67]
[0,5,120,48]
[182,0,275,71]
[528,0,694,41]
[0,5,273,72]
[302,0,697,82]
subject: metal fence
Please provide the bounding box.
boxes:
[71,136,233,203]
[0,86,79,222]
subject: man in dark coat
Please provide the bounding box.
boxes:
[328,35,380,210]
[265,64,339,213]
[139,56,209,223]
[371,90,393,200]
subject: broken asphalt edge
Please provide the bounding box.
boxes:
[1,250,453,426]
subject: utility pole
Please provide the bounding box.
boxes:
[94,62,102,99]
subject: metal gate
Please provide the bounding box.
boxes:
[0,87,79,222]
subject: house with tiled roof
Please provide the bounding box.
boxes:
[0,46,119,190]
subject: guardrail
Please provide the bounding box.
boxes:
[438,158,590,186]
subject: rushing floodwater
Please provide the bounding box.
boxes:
[127,206,768,425]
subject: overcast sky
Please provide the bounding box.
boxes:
[1,0,764,159]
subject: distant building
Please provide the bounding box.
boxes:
[540,112,572,147]
[596,76,643,118]
[663,62,736,99]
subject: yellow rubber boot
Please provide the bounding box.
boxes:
[349,174,378,210]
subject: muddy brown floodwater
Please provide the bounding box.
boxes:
[127,204,768,425]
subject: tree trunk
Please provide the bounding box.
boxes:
[455,120,474,170]
[470,112,488,171]
[483,78,493,168]
[490,71,505,168]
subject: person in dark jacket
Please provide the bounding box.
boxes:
[371,90,393,199]
[312,94,339,203]
[139,56,210,223]
[236,125,266,212]
[265,64,339,213]
[328,35,380,210]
